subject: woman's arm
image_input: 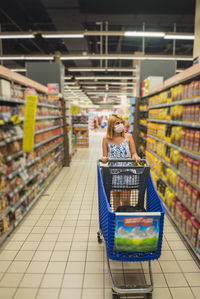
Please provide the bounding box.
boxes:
[101,137,108,163]
[126,134,141,162]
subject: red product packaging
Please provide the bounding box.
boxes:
[192,189,200,215]
[192,160,199,186]
[191,105,195,122]
[176,202,185,227]
[191,218,200,247]
[187,158,194,182]
[190,130,195,150]
[182,210,192,235]
[193,130,200,153]
[180,130,186,147]
[184,130,190,149]
[172,197,179,217]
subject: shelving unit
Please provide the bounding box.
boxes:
[72,115,89,148]
[139,62,200,261]
[0,65,65,245]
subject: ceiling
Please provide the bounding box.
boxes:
[0,0,196,104]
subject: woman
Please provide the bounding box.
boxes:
[101,114,141,211]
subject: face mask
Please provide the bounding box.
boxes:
[114,123,124,133]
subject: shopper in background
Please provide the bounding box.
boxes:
[101,114,140,211]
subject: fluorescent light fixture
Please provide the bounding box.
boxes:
[11,68,26,72]
[61,54,193,61]
[75,76,136,80]
[68,67,136,72]
[64,76,72,80]
[164,33,194,40]
[0,33,35,39]
[0,55,54,60]
[42,33,84,38]
[124,31,165,37]
[176,69,184,73]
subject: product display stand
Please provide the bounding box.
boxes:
[0,65,67,244]
[72,115,89,148]
[139,62,200,261]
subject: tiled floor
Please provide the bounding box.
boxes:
[0,132,200,299]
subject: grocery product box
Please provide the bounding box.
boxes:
[0,79,11,98]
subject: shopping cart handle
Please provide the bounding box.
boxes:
[98,159,149,167]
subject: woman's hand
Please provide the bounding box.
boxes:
[101,156,108,163]
[132,153,141,163]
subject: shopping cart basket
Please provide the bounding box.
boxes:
[97,159,165,299]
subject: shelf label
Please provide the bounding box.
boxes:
[71,106,80,115]
[23,94,38,153]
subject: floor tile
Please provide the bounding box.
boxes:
[13,288,38,299]
[0,273,23,287]
[21,242,39,251]
[184,273,200,286]
[54,242,71,251]
[191,287,200,299]
[19,273,43,288]
[0,250,18,261]
[65,261,85,274]
[0,261,12,273]
[32,251,52,262]
[151,287,172,298]
[7,261,29,273]
[86,251,103,262]
[159,250,175,261]
[46,261,66,273]
[68,251,86,262]
[37,241,55,251]
[59,289,82,299]
[159,261,182,273]
[164,273,188,287]
[14,250,35,261]
[62,274,83,288]
[83,274,104,288]
[85,261,103,274]
[170,287,195,299]
[50,251,69,261]
[173,250,193,261]
[26,261,48,274]
[26,234,43,242]
[4,242,23,251]
[71,242,88,251]
[36,288,60,299]
[41,274,63,288]
[0,287,16,299]
[178,261,200,273]
[82,289,104,299]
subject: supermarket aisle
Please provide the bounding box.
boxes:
[0,132,200,299]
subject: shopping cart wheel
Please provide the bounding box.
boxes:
[146,293,152,299]
[97,232,102,243]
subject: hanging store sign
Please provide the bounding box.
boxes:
[23,93,38,152]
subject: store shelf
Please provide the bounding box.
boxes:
[147,148,200,192]
[164,203,200,261]
[7,158,40,180]
[0,207,11,220]
[148,119,200,129]
[35,125,61,135]
[8,170,40,198]
[151,167,200,223]
[148,97,200,110]
[139,123,148,127]
[139,135,147,142]
[37,103,61,109]
[0,227,14,246]
[147,134,200,161]
[13,164,63,230]
[34,133,63,149]
[36,116,62,120]
[6,151,24,162]
[139,109,148,112]
[0,96,25,105]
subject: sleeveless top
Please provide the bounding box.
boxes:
[108,138,131,161]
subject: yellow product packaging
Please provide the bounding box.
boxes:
[175,127,182,146]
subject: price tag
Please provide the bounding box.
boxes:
[11,115,21,125]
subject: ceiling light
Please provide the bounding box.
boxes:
[11,68,26,72]
[164,33,194,40]
[0,55,54,60]
[0,33,35,39]
[75,76,136,80]
[64,76,72,80]
[60,54,193,61]
[68,67,136,72]
[42,33,84,38]
[124,31,165,37]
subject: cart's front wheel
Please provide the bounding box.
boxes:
[97,232,102,244]
[146,293,152,299]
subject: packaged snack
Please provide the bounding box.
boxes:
[182,210,192,235]
[193,130,200,153]
[192,189,200,215]
[176,201,185,227]
[191,218,200,247]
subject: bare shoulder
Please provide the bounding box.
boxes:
[125,133,132,141]
[103,136,108,143]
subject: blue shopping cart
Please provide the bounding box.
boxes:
[97,159,165,299]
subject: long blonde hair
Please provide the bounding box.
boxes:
[106,114,125,139]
